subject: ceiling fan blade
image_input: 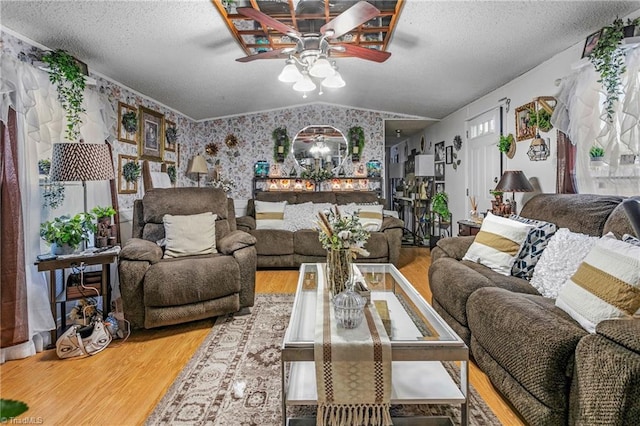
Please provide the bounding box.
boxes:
[338,44,391,62]
[236,48,291,63]
[321,1,381,39]
[236,7,301,38]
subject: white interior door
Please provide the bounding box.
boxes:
[467,108,501,213]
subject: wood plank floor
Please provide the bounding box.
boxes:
[1,247,526,425]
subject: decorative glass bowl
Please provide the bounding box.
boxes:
[332,287,366,329]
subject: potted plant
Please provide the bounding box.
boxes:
[42,49,86,141]
[431,192,451,223]
[272,127,290,163]
[40,213,96,255]
[528,107,553,132]
[348,126,365,161]
[122,161,141,183]
[498,133,516,159]
[167,164,177,184]
[590,145,605,164]
[91,205,116,248]
[91,205,116,223]
[589,17,640,123]
[121,110,137,133]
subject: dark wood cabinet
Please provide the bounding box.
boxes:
[457,220,481,237]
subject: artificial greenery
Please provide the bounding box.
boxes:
[490,190,503,198]
[589,145,605,158]
[0,399,28,420]
[122,161,141,182]
[40,213,96,249]
[121,111,137,133]
[300,168,334,182]
[348,126,365,157]
[42,49,86,141]
[91,205,116,219]
[431,192,451,222]
[165,125,178,144]
[528,108,552,132]
[38,158,51,175]
[41,180,65,210]
[497,134,514,153]
[589,17,640,123]
[167,164,177,183]
[272,127,290,162]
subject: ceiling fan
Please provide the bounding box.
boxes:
[235,1,392,65]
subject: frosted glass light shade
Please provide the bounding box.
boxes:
[278,63,303,83]
[293,72,316,92]
[322,70,345,88]
[309,57,333,78]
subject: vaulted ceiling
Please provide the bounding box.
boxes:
[2,1,640,122]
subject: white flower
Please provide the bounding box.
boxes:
[338,230,351,240]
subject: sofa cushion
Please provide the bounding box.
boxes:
[294,229,325,256]
[163,212,217,258]
[143,187,229,224]
[509,214,557,279]
[144,255,241,307]
[297,192,337,204]
[556,234,640,333]
[255,200,286,230]
[468,287,587,410]
[251,229,294,255]
[335,191,379,205]
[462,212,534,275]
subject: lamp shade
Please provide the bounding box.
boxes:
[188,155,208,174]
[50,142,115,182]
[494,170,534,192]
[415,154,435,177]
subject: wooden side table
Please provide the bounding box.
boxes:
[457,220,482,237]
[35,251,118,345]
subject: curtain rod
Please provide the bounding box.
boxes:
[466,97,511,122]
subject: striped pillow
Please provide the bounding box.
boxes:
[556,233,640,333]
[356,204,383,232]
[462,212,534,275]
[254,200,287,230]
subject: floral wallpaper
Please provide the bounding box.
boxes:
[2,29,418,206]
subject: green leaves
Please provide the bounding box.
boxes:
[0,399,28,420]
[40,213,96,248]
[122,161,141,182]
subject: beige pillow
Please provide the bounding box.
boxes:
[163,212,217,258]
[462,212,534,275]
[255,200,287,230]
[356,204,383,232]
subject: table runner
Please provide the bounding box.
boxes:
[314,269,392,426]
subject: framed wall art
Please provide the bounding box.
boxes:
[434,141,445,162]
[582,30,602,58]
[138,106,165,162]
[515,102,536,141]
[445,146,453,164]
[435,161,445,181]
[118,154,138,194]
[164,120,177,152]
[117,102,137,144]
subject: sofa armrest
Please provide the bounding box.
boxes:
[380,216,404,232]
[218,230,257,255]
[595,319,640,354]
[119,238,163,264]
[236,216,256,233]
[432,236,475,261]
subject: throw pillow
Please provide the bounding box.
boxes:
[462,212,534,275]
[529,228,598,299]
[255,200,287,230]
[337,202,359,217]
[509,214,558,280]
[556,233,640,333]
[283,202,315,231]
[356,204,384,232]
[163,212,217,258]
[623,233,640,247]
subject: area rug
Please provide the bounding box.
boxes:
[146,294,501,425]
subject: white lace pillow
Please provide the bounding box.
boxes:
[283,202,315,231]
[529,228,598,299]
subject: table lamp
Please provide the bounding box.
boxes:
[188,154,208,187]
[493,170,534,215]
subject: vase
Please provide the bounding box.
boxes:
[51,242,75,255]
[326,248,352,297]
[332,279,366,329]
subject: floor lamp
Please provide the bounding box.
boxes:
[188,154,208,187]
[50,142,115,248]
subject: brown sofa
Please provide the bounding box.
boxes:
[429,194,639,425]
[118,188,257,329]
[236,191,404,268]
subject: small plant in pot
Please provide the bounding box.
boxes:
[590,145,605,164]
[40,213,96,255]
[498,134,515,159]
[91,205,116,248]
[431,192,451,224]
[91,205,116,224]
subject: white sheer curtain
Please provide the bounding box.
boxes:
[552,44,640,196]
[0,54,114,362]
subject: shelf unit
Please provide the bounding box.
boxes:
[252,177,382,198]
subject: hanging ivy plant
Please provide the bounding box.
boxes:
[167,164,177,183]
[528,107,553,132]
[348,126,365,161]
[122,161,141,183]
[272,127,290,162]
[42,49,86,141]
[122,111,138,133]
[165,125,178,144]
[42,179,66,210]
[589,17,640,123]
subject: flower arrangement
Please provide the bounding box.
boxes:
[300,168,334,182]
[316,206,370,257]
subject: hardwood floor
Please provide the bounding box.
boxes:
[0,247,525,425]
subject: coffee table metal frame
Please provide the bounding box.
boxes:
[281,263,469,426]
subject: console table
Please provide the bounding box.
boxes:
[457,220,482,237]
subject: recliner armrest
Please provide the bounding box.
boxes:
[380,216,404,232]
[595,318,640,354]
[119,238,163,264]
[218,230,257,255]
[236,216,256,233]
[434,236,475,261]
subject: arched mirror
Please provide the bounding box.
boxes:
[292,125,348,172]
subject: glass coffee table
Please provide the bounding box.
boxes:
[281,263,469,426]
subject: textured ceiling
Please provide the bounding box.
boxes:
[2,1,640,122]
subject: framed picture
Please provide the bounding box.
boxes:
[420,136,426,153]
[445,146,453,164]
[515,102,536,141]
[582,29,602,58]
[435,182,445,195]
[165,120,177,152]
[434,141,445,162]
[435,161,445,180]
[138,106,165,162]
[118,154,138,194]
[117,102,137,144]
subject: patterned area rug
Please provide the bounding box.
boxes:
[146,294,501,425]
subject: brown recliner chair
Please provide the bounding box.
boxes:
[118,188,257,329]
